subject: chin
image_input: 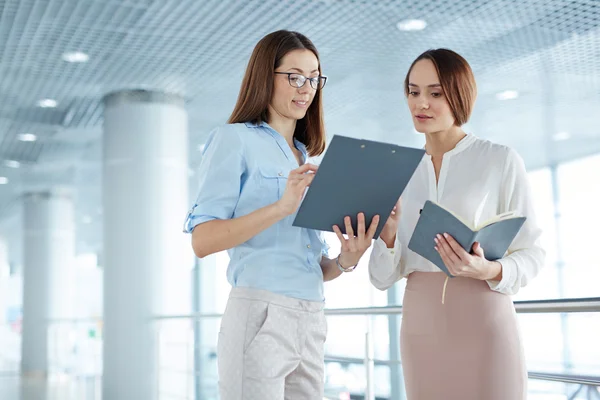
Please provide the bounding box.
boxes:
[413,126,429,134]
[415,124,445,135]
[292,111,308,120]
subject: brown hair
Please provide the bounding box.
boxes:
[404,49,477,126]
[228,30,326,156]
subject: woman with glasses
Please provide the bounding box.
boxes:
[183,30,379,400]
[368,49,545,399]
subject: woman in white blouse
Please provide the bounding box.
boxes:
[368,49,545,400]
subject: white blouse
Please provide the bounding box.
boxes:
[368,134,546,296]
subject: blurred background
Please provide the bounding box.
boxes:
[0,0,599,399]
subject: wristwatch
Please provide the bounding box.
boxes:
[336,255,357,273]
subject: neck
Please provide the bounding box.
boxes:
[267,109,297,147]
[424,125,467,158]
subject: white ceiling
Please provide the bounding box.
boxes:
[0,0,599,265]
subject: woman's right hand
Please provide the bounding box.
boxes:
[380,198,402,248]
[275,163,319,217]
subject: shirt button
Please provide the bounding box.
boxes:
[390,250,395,254]
[307,244,311,249]
[278,172,283,176]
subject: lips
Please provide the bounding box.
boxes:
[415,114,432,121]
[293,99,309,109]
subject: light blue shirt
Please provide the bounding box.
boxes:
[184,122,329,302]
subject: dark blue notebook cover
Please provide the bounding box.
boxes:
[408,200,526,277]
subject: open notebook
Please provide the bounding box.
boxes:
[407,200,527,277]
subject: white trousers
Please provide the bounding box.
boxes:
[217,287,327,400]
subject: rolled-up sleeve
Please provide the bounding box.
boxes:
[183,126,245,233]
[486,148,546,295]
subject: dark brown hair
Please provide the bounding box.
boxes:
[404,49,477,126]
[228,30,326,156]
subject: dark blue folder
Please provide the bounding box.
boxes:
[292,135,425,239]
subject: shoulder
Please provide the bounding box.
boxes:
[204,123,249,150]
[208,123,248,139]
[468,136,523,166]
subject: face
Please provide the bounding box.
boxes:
[407,59,455,134]
[270,49,320,122]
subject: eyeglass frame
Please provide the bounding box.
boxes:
[274,72,328,90]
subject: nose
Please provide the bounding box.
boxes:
[417,96,429,110]
[297,82,312,95]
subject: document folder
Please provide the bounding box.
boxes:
[293,135,426,240]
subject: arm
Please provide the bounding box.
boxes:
[486,149,546,295]
[320,256,342,282]
[192,203,286,258]
[191,163,318,258]
[368,236,404,290]
[368,199,405,290]
[185,126,317,258]
[321,212,381,282]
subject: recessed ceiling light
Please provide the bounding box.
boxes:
[397,19,427,32]
[62,51,89,63]
[3,160,20,168]
[496,90,519,100]
[553,131,571,141]
[38,99,58,108]
[0,177,8,185]
[18,133,37,142]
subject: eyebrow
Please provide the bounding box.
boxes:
[288,67,320,74]
[408,83,442,88]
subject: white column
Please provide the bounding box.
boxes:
[21,190,75,375]
[102,90,191,400]
[0,236,10,355]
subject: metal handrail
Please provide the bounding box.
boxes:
[150,296,600,398]
[153,297,600,320]
[324,356,600,387]
[527,372,600,386]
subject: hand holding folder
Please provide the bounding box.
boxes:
[292,135,425,240]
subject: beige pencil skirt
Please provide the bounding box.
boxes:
[400,272,527,400]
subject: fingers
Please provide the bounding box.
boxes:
[344,216,354,237]
[366,214,380,240]
[357,213,366,242]
[332,225,348,251]
[343,217,358,251]
[435,235,462,272]
[394,198,402,217]
[390,202,401,221]
[295,174,315,190]
[436,245,455,276]
[471,242,485,258]
[442,233,470,263]
[292,163,318,176]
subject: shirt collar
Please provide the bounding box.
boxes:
[423,133,477,159]
[244,121,308,158]
[244,121,268,128]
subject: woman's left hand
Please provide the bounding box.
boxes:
[333,212,380,269]
[435,233,502,280]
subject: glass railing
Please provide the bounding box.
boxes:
[152,297,600,400]
[2,298,598,400]
[0,323,20,374]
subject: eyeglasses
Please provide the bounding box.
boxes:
[274,72,327,90]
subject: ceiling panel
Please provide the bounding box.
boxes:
[0,0,598,260]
